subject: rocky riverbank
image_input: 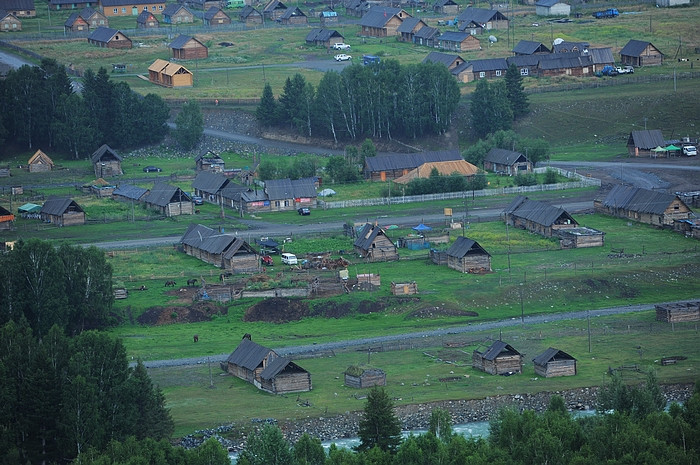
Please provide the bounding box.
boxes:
[177,383,695,453]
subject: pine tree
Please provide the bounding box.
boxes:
[356,387,402,453]
[505,63,530,120]
[174,100,203,151]
[256,83,278,126]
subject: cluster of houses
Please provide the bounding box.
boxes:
[472,340,578,378]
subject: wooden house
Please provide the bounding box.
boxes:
[655,301,700,323]
[437,31,480,52]
[239,5,262,25]
[27,149,54,173]
[91,144,123,177]
[278,6,306,24]
[169,35,208,60]
[535,0,570,16]
[0,0,34,17]
[532,348,577,377]
[148,59,193,87]
[187,0,221,10]
[263,177,316,212]
[594,185,693,227]
[204,7,230,26]
[40,197,85,226]
[537,52,591,78]
[143,182,193,217]
[0,9,21,31]
[620,39,663,67]
[473,340,523,375]
[484,148,531,174]
[453,58,508,82]
[503,196,578,238]
[552,41,587,54]
[0,205,14,230]
[413,26,440,47]
[363,150,462,181]
[556,227,605,248]
[586,47,615,73]
[360,6,411,38]
[319,10,338,26]
[457,8,508,34]
[87,26,131,48]
[195,150,225,172]
[192,171,230,204]
[445,236,491,273]
[305,28,344,48]
[136,9,159,27]
[222,186,267,214]
[345,0,370,18]
[512,40,550,55]
[99,0,165,17]
[78,7,107,27]
[225,335,311,394]
[433,0,459,15]
[627,130,665,157]
[49,0,96,11]
[353,223,399,262]
[162,3,194,23]
[181,223,260,271]
[64,11,90,31]
[397,17,427,42]
[344,365,386,388]
[506,54,539,78]
[262,0,286,20]
[112,183,149,203]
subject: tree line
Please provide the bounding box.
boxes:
[0,60,170,158]
[256,60,461,143]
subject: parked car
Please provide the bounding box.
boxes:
[297,207,311,215]
[682,145,697,156]
[616,65,634,74]
[143,166,162,172]
[334,54,352,62]
[598,65,618,77]
[191,195,203,205]
[362,55,381,66]
[332,43,351,50]
[281,253,298,265]
[261,255,274,266]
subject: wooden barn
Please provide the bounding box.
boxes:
[483,148,532,175]
[353,223,399,262]
[0,205,14,230]
[457,8,508,34]
[556,227,605,248]
[91,144,123,177]
[433,0,459,15]
[136,9,159,28]
[305,28,344,48]
[445,236,491,273]
[364,150,462,181]
[423,51,466,71]
[627,130,665,157]
[503,196,578,238]
[620,39,663,67]
[472,340,523,375]
[143,182,193,217]
[360,6,411,38]
[532,348,577,378]
[437,31,480,52]
[148,59,193,87]
[225,335,312,394]
[0,10,22,31]
[655,301,700,323]
[344,365,386,388]
[40,197,85,226]
[594,185,693,227]
[278,6,306,25]
[87,26,131,49]
[263,0,287,20]
[195,150,225,172]
[162,4,194,23]
[239,5,262,25]
[181,223,260,272]
[112,183,149,203]
[27,149,54,172]
[192,171,230,204]
[169,35,208,60]
[204,7,230,26]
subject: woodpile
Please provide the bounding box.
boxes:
[391,281,418,295]
[302,254,350,270]
[655,301,700,322]
[113,288,128,299]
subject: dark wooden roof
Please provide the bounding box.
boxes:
[0,0,34,10]
[414,26,440,40]
[220,183,253,201]
[180,223,238,254]
[365,150,462,172]
[360,6,403,28]
[65,12,82,27]
[79,7,99,18]
[204,6,228,20]
[466,58,508,72]
[87,27,126,44]
[552,41,588,53]
[506,54,540,67]
[504,196,578,227]
[513,40,550,55]
[163,3,190,16]
[192,171,229,194]
[136,9,157,23]
[40,196,84,215]
[222,238,258,260]
[629,130,665,149]
[101,0,160,5]
[353,223,389,250]
[279,6,305,19]
[532,347,576,365]
[264,177,316,200]
[0,205,12,216]
[90,144,122,164]
[484,148,528,166]
[144,182,190,207]
[305,28,343,42]
[263,0,286,11]
[260,357,307,380]
[586,47,613,64]
[397,17,422,33]
[620,39,661,57]
[457,7,507,24]
[226,337,276,370]
[599,185,687,216]
[423,51,464,67]
[434,0,458,6]
[195,149,224,164]
[439,31,472,43]
[538,53,591,70]
[239,5,261,18]
[113,183,149,200]
[446,236,490,258]
[478,340,520,360]
[169,34,204,50]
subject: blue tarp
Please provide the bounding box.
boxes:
[412,223,432,232]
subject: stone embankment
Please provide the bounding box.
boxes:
[177,383,694,453]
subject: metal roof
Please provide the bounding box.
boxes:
[264,178,316,200]
[457,7,507,24]
[538,53,591,70]
[504,196,578,227]
[360,6,403,28]
[535,0,567,7]
[506,54,540,67]
[204,7,228,20]
[163,3,190,16]
[365,150,462,172]
[219,182,250,200]
[0,0,35,8]
[169,34,203,50]
[512,40,549,55]
[484,148,528,166]
[438,31,471,43]
[113,184,149,200]
[446,236,490,258]
[397,17,422,33]
[532,347,576,365]
[279,6,304,19]
[87,27,126,44]
[305,28,343,42]
[600,185,686,216]
[478,340,520,360]
[144,182,190,207]
[467,58,508,72]
[620,39,659,57]
[423,51,464,67]
[90,144,122,164]
[353,223,388,250]
[40,196,83,216]
[192,171,229,194]
[629,130,665,150]
[180,223,241,254]
[414,26,440,40]
[226,337,276,371]
[100,0,160,5]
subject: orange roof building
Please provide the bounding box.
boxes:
[393,160,478,184]
[27,149,54,173]
[147,59,193,88]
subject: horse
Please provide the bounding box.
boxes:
[187,278,198,286]
[138,285,147,291]
[193,334,199,343]
[165,280,176,287]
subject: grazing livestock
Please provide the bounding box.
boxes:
[187,278,198,286]
[165,280,176,287]
[193,334,199,342]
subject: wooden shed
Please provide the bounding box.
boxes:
[143,182,193,217]
[503,196,578,238]
[148,59,193,87]
[655,301,700,323]
[181,223,260,272]
[484,148,532,175]
[27,149,54,173]
[204,7,231,26]
[445,236,491,273]
[87,26,131,49]
[91,144,123,177]
[556,227,605,248]
[353,223,399,262]
[594,185,693,227]
[344,365,386,388]
[472,340,523,375]
[169,35,208,60]
[40,197,85,226]
[136,10,159,28]
[278,6,306,25]
[620,39,663,67]
[0,10,22,31]
[532,347,576,378]
[433,0,459,15]
[0,205,14,230]
[305,28,345,48]
[437,31,481,53]
[239,5,262,25]
[263,0,287,20]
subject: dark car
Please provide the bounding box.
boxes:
[191,195,203,205]
[297,207,311,216]
[143,166,162,173]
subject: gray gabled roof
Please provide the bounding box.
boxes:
[192,171,230,194]
[360,6,402,28]
[144,182,190,207]
[446,236,490,258]
[478,340,520,360]
[40,196,83,216]
[438,31,471,43]
[467,58,508,72]
[113,183,149,200]
[180,223,240,254]
[279,6,304,19]
[532,347,576,365]
[136,9,158,23]
[169,34,203,50]
[600,185,687,216]
[353,223,390,250]
[485,148,529,166]
[226,337,277,371]
[220,184,258,201]
[457,7,507,24]
[260,357,307,380]
[414,26,440,40]
[538,53,591,70]
[79,7,99,18]
[629,129,665,149]
[101,0,159,5]
[87,26,126,44]
[423,51,464,67]
[65,12,81,27]
[365,150,462,172]
[434,0,458,6]
[305,28,343,42]
[222,238,258,260]
[620,39,661,57]
[163,3,190,16]
[195,150,224,164]
[506,54,540,67]
[535,0,567,7]
[504,195,578,227]
[240,5,261,18]
[0,0,33,9]
[204,7,229,21]
[512,40,550,55]
[264,177,317,200]
[90,144,122,164]
[552,41,588,53]
[585,47,614,64]
[397,16,421,33]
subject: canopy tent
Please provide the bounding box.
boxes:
[412,223,432,232]
[383,224,399,230]
[318,188,336,197]
[18,203,41,213]
[665,145,680,151]
[651,146,668,158]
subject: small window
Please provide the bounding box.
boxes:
[159,5,163,9]
[520,68,528,76]
[479,71,485,78]
[121,7,126,12]
[113,8,117,13]
[152,6,156,10]
[143,6,147,10]
[495,70,501,77]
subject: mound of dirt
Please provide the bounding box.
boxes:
[138,302,226,326]
[244,298,310,323]
[407,305,479,319]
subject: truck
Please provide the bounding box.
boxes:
[592,8,619,18]
[598,65,618,77]
[362,55,380,66]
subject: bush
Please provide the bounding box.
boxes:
[544,169,558,184]
[514,173,537,186]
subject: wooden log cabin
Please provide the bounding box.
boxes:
[353,223,398,262]
[91,144,123,177]
[27,149,54,172]
[445,236,491,273]
[180,223,260,272]
[472,340,523,375]
[655,301,700,323]
[532,348,577,378]
[594,185,693,227]
[344,366,386,388]
[40,197,85,226]
[169,35,208,60]
[143,182,193,217]
[363,150,462,181]
[503,196,578,238]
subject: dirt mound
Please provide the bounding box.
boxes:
[138,302,226,326]
[244,298,310,323]
[407,305,479,319]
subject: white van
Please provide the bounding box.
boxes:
[281,253,298,265]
